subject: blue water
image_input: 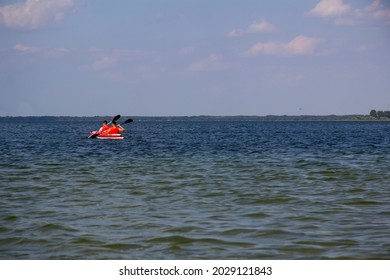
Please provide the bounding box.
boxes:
[1,117,390,259]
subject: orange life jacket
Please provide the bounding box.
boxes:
[100,125,110,133]
[108,127,119,134]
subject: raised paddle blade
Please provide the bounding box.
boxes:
[122,118,133,124]
[113,114,121,122]
[107,114,120,125]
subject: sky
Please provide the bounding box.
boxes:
[0,0,389,116]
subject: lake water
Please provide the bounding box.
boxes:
[1,117,389,259]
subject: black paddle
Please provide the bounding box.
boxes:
[108,114,121,125]
[120,118,133,125]
[114,118,133,132]
[89,115,121,138]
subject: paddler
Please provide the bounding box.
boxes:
[98,120,110,134]
[105,120,125,135]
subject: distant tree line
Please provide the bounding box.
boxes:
[370,109,390,119]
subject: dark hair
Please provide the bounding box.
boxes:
[103,120,107,124]
[112,121,116,125]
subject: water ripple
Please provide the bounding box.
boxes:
[1,119,390,259]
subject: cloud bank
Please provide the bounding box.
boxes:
[228,19,276,37]
[308,0,351,18]
[189,53,228,71]
[0,0,74,29]
[308,0,390,25]
[358,0,390,23]
[14,44,39,53]
[13,44,70,59]
[244,35,323,56]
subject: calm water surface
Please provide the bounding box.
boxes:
[1,117,389,259]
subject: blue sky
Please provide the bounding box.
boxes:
[1,0,389,116]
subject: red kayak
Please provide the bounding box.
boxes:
[89,131,124,140]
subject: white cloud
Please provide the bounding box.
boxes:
[227,28,244,37]
[228,19,276,37]
[247,20,276,33]
[244,35,323,56]
[13,44,71,59]
[372,9,390,22]
[14,44,40,53]
[310,0,390,26]
[189,53,228,71]
[91,57,117,71]
[0,0,74,29]
[308,0,351,18]
[362,0,390,22]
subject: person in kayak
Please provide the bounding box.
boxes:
[98,120,110,134]
[105,120,125,135]
[89,120,110,137]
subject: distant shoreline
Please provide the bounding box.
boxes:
[1,115,390,122]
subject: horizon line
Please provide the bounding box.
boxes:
[0,113,376,118]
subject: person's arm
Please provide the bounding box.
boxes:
[117,124,125,132]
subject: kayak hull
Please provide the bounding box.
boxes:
[89,131,124,140]
[97,135,124,140]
